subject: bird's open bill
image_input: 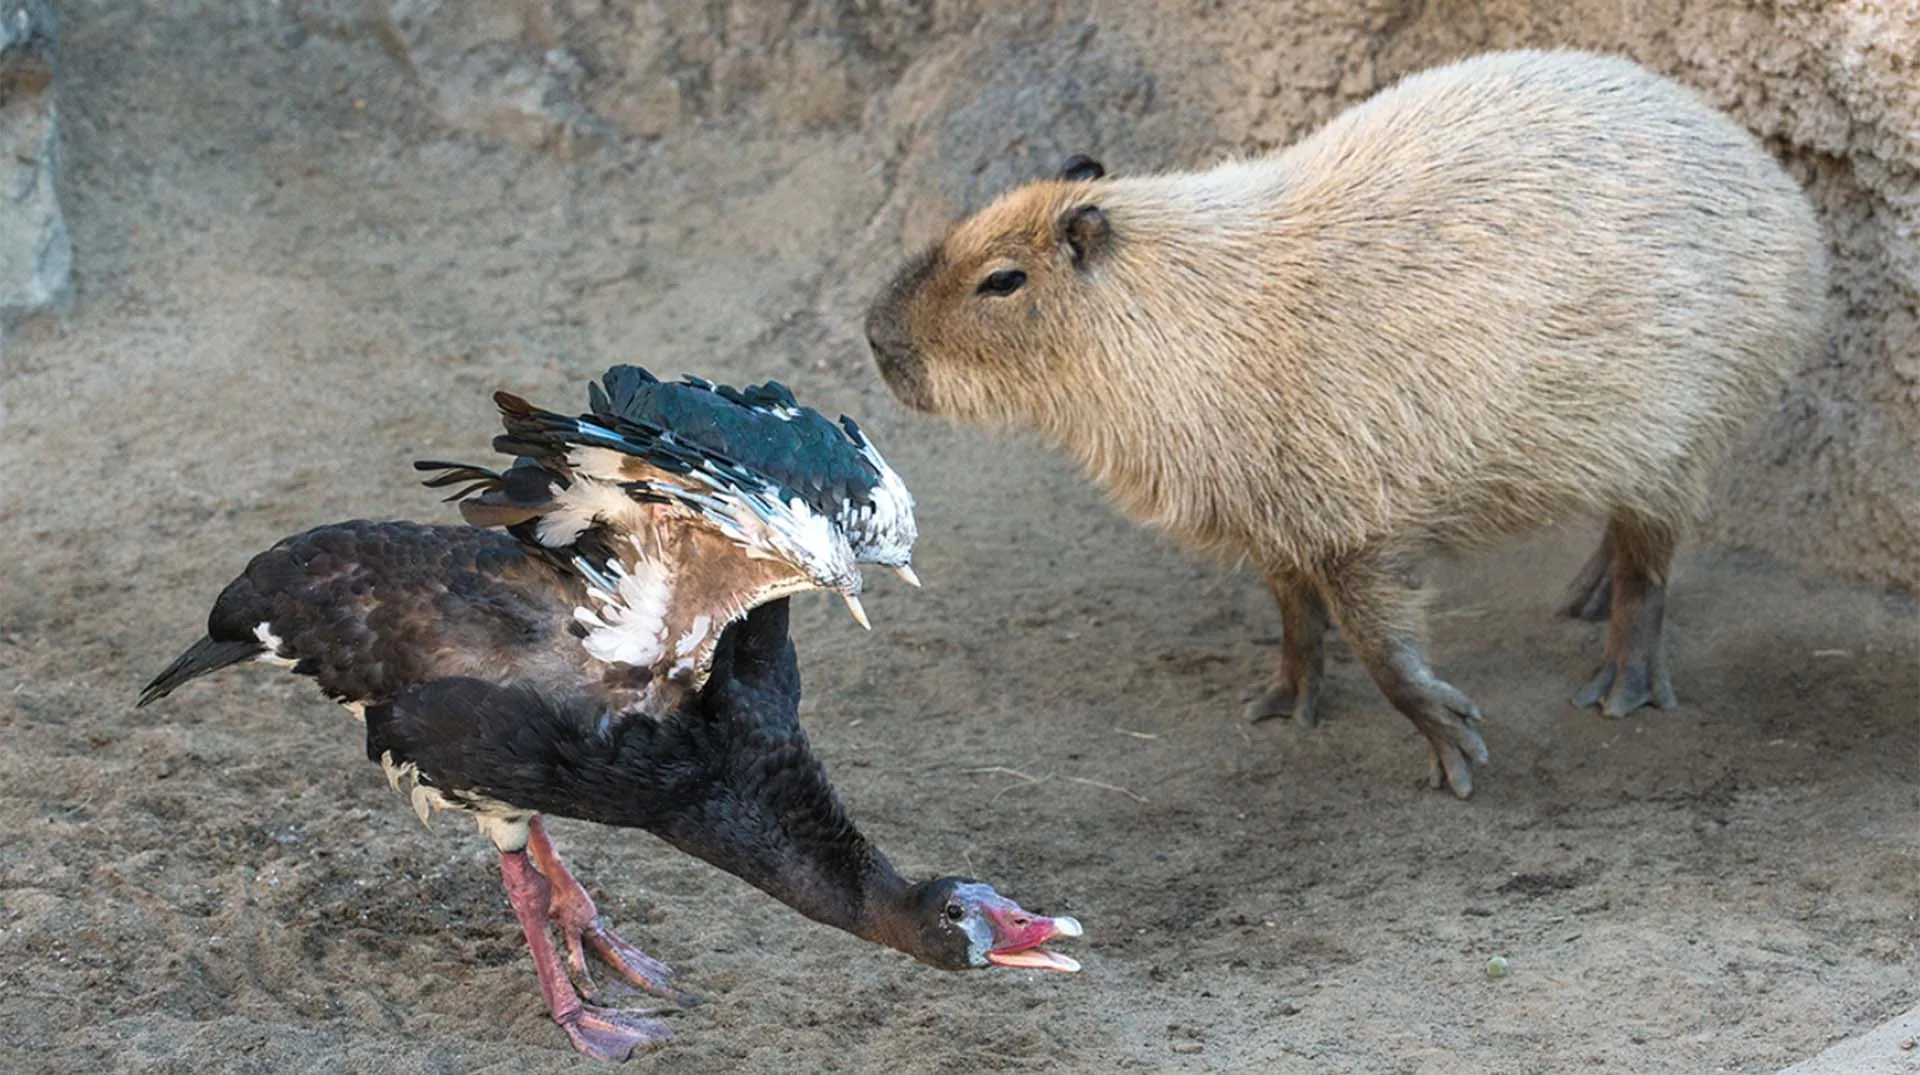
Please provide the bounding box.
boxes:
[981,896,1085,973]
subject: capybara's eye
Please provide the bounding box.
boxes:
[977,269,1027,297]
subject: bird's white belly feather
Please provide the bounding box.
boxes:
[379,750,532,851]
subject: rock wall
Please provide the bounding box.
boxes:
[308,0,1919,588]
[0,0,69,337]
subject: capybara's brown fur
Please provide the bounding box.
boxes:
[866,50,1828,796]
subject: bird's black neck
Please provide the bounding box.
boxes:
[452,677,920,952]
[643,722,917,949]
[655,807,914,949]
[361,599,933,956]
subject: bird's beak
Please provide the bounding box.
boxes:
[979,896,1084,973]
[893,564,921,588]
[842,593,871,630]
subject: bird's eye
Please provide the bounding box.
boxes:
[976,269,1027,297]
[944,901,966,923]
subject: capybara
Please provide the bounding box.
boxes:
[865,50,1827,797]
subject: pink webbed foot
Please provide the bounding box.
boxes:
[555,1005,673,1063]
[498,847,675,1060]
[527,816,697,1007]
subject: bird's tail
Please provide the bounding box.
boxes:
[137,637,262,707]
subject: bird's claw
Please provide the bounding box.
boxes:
[567,917,698,1007]
[559,1004,675,1061]
[529,818,693,1007]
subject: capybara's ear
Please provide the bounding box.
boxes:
[1060,204,1110,268]
[1059,155,1105,181]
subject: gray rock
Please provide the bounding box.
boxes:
[0,0,69,334]
[360,0,610,156]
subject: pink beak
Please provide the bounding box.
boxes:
[979,895,1085,972]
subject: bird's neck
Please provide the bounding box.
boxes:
[656,801,919,954]
[445,664,937,961]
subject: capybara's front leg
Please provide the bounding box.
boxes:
[1318,551,1489,797]
[1247,566,1329,727]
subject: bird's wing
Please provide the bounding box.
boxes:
[828,414,918,569]
[564,518,837,708]
[581,365,916,566]
[138,521,595,710]
[418,394,862,714]
[484,390,855,581]
[360,598,823,845]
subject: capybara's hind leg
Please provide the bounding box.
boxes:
[1573,512,1679,717]
[1247,567,1329,727]
[1318,552,1488,798]
[1559,530,1614,621]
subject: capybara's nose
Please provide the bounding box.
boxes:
[864,306,896,355]
[864,308,909,370]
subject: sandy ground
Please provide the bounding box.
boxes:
[2,8,1915,1073]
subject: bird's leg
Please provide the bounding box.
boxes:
[497,849,673,1060]
[526,816,693,1005]
[1246,565,1329,726]
[1572,512,1678,717]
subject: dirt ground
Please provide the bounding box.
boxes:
[2,7,1915,1073]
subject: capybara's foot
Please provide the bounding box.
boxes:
[1574,649,1676,717]
[1252,569,1329,727]
[1317,554,1489,797]
[1246,672,1322,727]
[1571,519,1676,719]
[1399,677,1489,798]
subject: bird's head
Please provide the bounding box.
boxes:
[891,877,1083,973]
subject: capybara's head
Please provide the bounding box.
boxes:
[865,176,1114,429]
